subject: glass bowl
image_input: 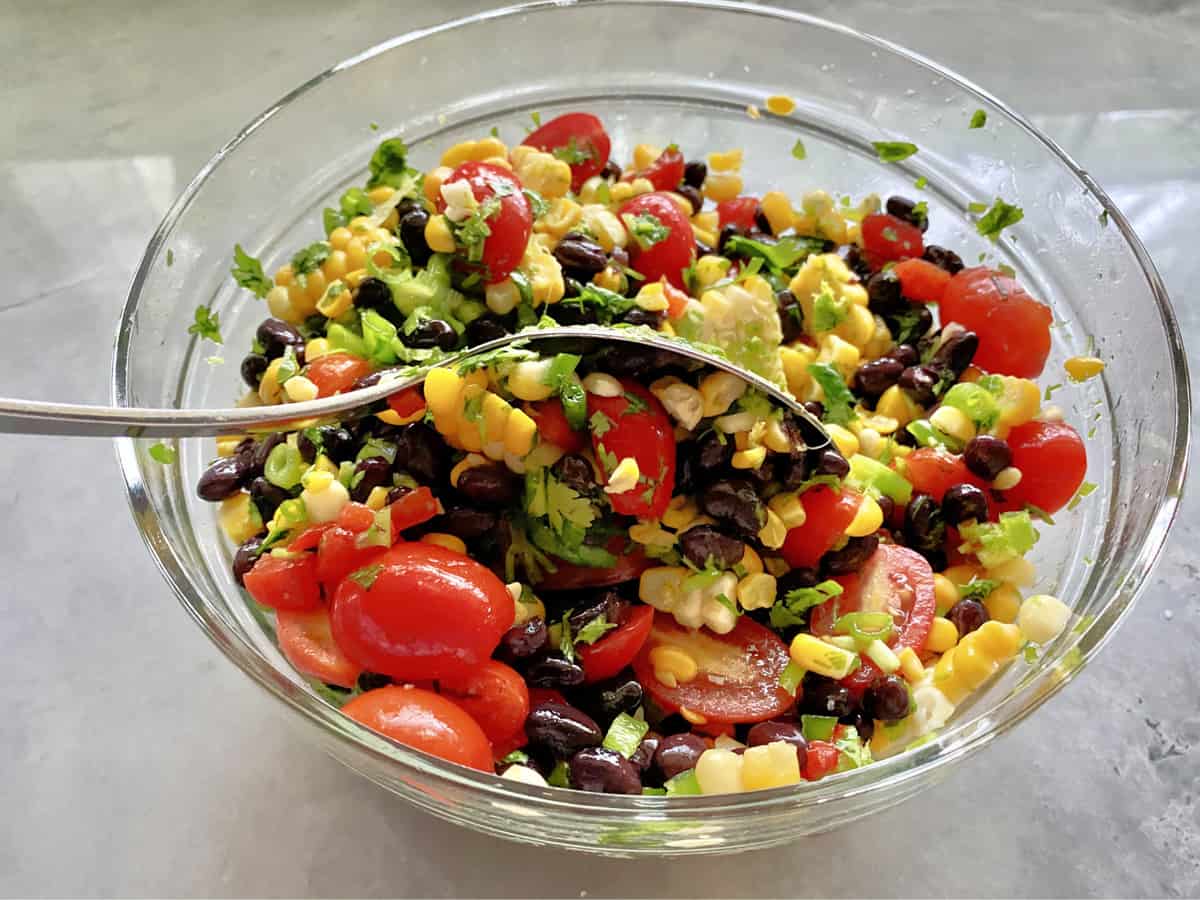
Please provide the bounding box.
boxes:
[112,0,1189,855]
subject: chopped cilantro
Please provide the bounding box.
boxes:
[148,442,176,464]
[576,615,618,646]
[165,248,174,267]
[1044,383,1063,401]
[366,137,418,190]
[975,198,1024,241]
[769,579,842,629]
[230,244,272,298]
[958,578,999,602]
[589,409,615,438]
[914,175,928,190]
[291,241,332,282]
[622,212,670,250]
[812,282,849,332]
[713,593,740,619]
[1099,209,1109,228]
[724,234,825,273]
[1066,481,1098,511]
[791,138,807,161]
[530,111,542,128]
[547,760,571,787]
[873,141,918,162]
[456,196,501,264]
[555,283,638,325]
[997,262,1016,278]
[552,137,595,164]
[622,391,648,416]
[967,201,989,214]
[912,200,929,227]
[489,125,500,139]
[1024,504,1056,525]
[348,563,383,590]
[887,306,929,344]
[806,363,857,425]
[595,442,619,473]
[1023,644,1039,664]
[525,469,597,535]
[188,305,222,344]
[969,109,987,129]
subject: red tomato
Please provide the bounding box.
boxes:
[903,448,987,503]
[533,541,652,590]
[861,213,925,266]
[588,379,676,519]
[780,486,862,570]
[386,386,426,419]
[287,524,334,553]
[618,192,695,290]
[578,605,654,683]
[716,196,760,231]
[316,526,385,593]
[277,608,362,688]
[996,421,1087,514]
[522,112,611,192]
[527,399,586,454]
[442,162,532,284]
[632,613,793,724]
[307,353,374,398]
[803,740,841,781]
[387,486,441,539]
[439,660,530,745]
[337,501,376,533]
[342,685,493,771]
[894,258,951,304]
[244,553,322,612]
[330,543,513,682]
[634,146,686,192]
[490,729,527,761]
[939,268,1053,378]
[662,279,690,320]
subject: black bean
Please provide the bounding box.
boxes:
[886,195,927,232]
[682,160,707,188]
[776,290,804,344]
[822,534,880,575]
[717,223,744,254]
[777,455,810,491]
[931,330,978,377]
[240,353,268,388]
[841,710,875,743]
[436,505,497,541]
[898,364,940,406]
[601,159,622,181]
[696,429,734,472]
[700,479,765,537]
[554,454,595,497]
[255,318,306,361]
[679,526,746,569]
[568,591,626,634]
[653,733,707,779]
[754,204,773,236]
[526,656,587,690]
[922,244,964,274]
[554,300,598,326]
[776,567,820,600]
[842,245,871,280]
[554,233,608,279]
[398,206,432,266]
[403,319,458,351]
[677,184,704,216]
[876,495,896,528]
[249,476,291,521]
[802,401,825,420]
[904,493,945,551]
[525,702,602,757]
[947,598,989,636]
[497,617,548,665]
[675,448,700,496]
[801,673,856,718]
[577,672,644,725]
[600,345,659,378]
[746,720,808,759]
[942,483,989,526]
[197,456,247,501]
[811,447,851,480]
[569,747,642,794]
[695,239,715,258]
[232,438,262,480]
[456,464,519,506]
[231,537,263,586]
[393,422,446,483]
[963,435,1012,481]
[621,307,664,329]
[609,245,630,269]
[887,343,920,368]
[302,425,357,463]
[854,357,905,400]
[355,276,392,310]
[350,457,392,503]
[863,675,910,723]
[866,269,905,315]
[631,731,662,772]
[465,314,510,347]
[384,484,411,506]
[353,672,392,693]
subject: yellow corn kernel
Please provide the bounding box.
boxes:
[215,435,244,458]
[482,391,513,446]
[507,359,557,402]
[593,266,624,293]
[764,93,797,116]
[741,741,802,790]
[984,582,1022,624]
[781,344,818,397]
[440,136,508,168]
[1065,355,1105,382]
[707,148,744,172]
[322,249,349,281]
[265,285,299,323]
[825,423,859,458]
[927,616,960,653]
[679,706,708,726]
[695,748,744,794]
[423,166,453,203]
[510,584,546,626]
[757,508,788,550]
[897,646,925,682]
[758,191,794,235]
[814,333,860,383]
[629,520,676,547]
[650,645,699,688]
[424,215,456,254]
[991,466,1023,492]
[219,492,263,545]
[933,573,961,614]
[456,388,486,453]
[943,563,986,587]
[258,358,284,405]
[343,268,368,289]
[328,227,353,251]
[760,419,790,455]
[837,303,877,349]
[605,457,641,494]
[875,385,922,426]
[662,495,700,530]
[737,545,764,576]
[768,492,806,530]
[484,278,520,316]
[316,283,352,319]
[634,280,670,312]
[504,408,537,457]
[632,143,663,170]
[951,640,996,687]
[692,254,729,292]
[737,572,777,611]
[1017,593,1072,644]
[303,338,331,362]
[523,240,565,305]
[578,204,626,251]
[703,172,743,202]
[930,405,977,444]
[363,485,391,512]
[421,532,468,555]
[993,376,1041,437]
[424,367,464,427]
[376,405,425,427]
[790,633,860,679]
[802,190,835,215]
[610,181,635,204]
[532,197,583,242]
[510,145,572,198]
[343,238,369,273]
[973,620,1023,660]
[283,375,319,403]
[844,495,883,537]
[732,446,768,470]
[698,371,748,417]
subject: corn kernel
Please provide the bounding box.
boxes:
[1017,593,1072,644]
[265,285,298,323]
[930,405,977,444]
[897,646,925,682]
[579,204,626,251]
[504,408,538,457]
[533,197,583,243]
[650,645,699,687]
[993,376,1041,437]
[781,344,818,397]
[992,466,1023,491]
[757,508,787,550]
[764,94,797,116]
[737,572,777,611]
[510,584,546,626]
[703,172,743,202]
[610,181,635,204]
[605,457,640,494]
[695,748,744,794]
[731,446,768,470]
[424,214,456,253]
[698,371,748,417]
[1064,355,1105,382]
[707,148,744,172]
[746,104,761,120]
[364,485,391,511]
[825,423,859,458]
[768,491,806,530]
[258,357,284,405]
[634,280,670,312]
[218,493,262,544]
[511,145,572,198]
[758,191,793,235]
[440,136,508,168]
[283,375,319,403]
[423,166,452,203]
[654,381,704,431]
[989,556,1036,587]
[984,582,1022,624]
[741,741,802,790]
[927,617,960,653]
[507,359,557,402]
[933,574,960,614]
[790,633,859,678]
[421,532,468,555]
[484,278,521,316]
[875,385,922,426]
[632,143,663,170]
[215,435,244,458]
[844,495,883,537]
[738,545,764,576]
[679,706,708,725]
[629,520,676,547]
[656,497,695,532]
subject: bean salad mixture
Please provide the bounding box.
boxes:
[194,111,1100,796]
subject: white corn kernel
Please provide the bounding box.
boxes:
[301,478,350,523]
[930,405,977,444]
[581,372,623,398]
[988,556,1036,587]
[502,765,549,787]
[858,427,884,459]
[604,457,641,494]
[1040,404,1065,423]
[439,179,479,223]
[699,371,748,417]
[507,359,557,402]
[695,748,745,794]
[655,382,704,431]
[283,375,319,403]
[992,466,1023,491]
[1017,594,1072,644]
[737,572,777,611]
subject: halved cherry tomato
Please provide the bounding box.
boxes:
[386,386,426,419]
[523,112,611,192]
[331,542,513,682]
[316,526,385,593]
[439,660,530,745]
[306,353,374,398]
[490,729,527,761]
[632,613,793,723]
[995,421,1087,514]
[287,523,334,553]
[527,399,586,454]
[441,162,532,284]
[894,257,951,304]
[716,196,760,231]
[902,448,987,503]
[276,607,362,688]
[861,213,925,267]
[587,379,676,519]
[244,553,322,611]
[619,192,695,290]
[387,486,440,540]
[633,145,686,192]
[939,268,1053,378]
[780,486,862,570]
[803,740,841,781]
[662,279,691,320]
[337,501,376,533]
[533,540,652,590]
[342,685,493,771]
[578,605,654,683]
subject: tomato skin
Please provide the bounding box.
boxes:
[632,613,793,724]
[330,543,513,682]
[587,379,676,519]
[578,605,654,683]
[523,112,611,192]
[862,213,924,266]
[439,660,530,745]
[636,146,686,192]
[903,448,987,503]
[939,268,1053,378]
[307,353,374,397]
[386,386,426,419]
[244,554,322,612]
[662,279,690,320]
[287,524,334,553]
[996,421,1087,514]
[388,486,440,540]
[528,399,586,453]
[716,196,760,231]
[894,258,951,304]
[619,192,695,290]
[780,487,862,569]
[316,526,386,593]
[337,501,376,533]
[533,541,652,590]
[277,608,363,688]
[442,162,532,284]
[803,740,841,781]
[342,685,493,771]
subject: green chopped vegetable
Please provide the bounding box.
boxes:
[230,244,272,298]
[812,282,849,332]
[589,410,615,438]
[555,283,638,325]
[1099,209,1109,228]
[941,380,1002,429]
[165,249,174,267]
[552,137,595,165]
[806,363,857,425]
[663,769,702,795]
[791,138,807,161]
[969,109,987,129]
[779,661,806,696]
[602,712,650,759]
[360,308,399,365]
[723,234,825,273]
[265,443,306,489]
[958,510,1039,567]
[188,305,222,344]
[1066,481,1098,511]
[769,579,843,629]
[958,578,999,603]
[975,198,1024,241]
[835,611,894,645]
[575,614,617,646]
[547,760,571,788]
[525,468,597,534]
[801,714,838,742]
[290,241,331,282]
[834,725,873,771]
[887,306,929,345]
[914,176,928,190]
[500,749,530,765]
[148,442,176,464]
[873,141,918,163]
[348,563,383,590]
[846,454,913,504]
[326,322,368,358]
[366,137,419,190]
[622,212,670,250]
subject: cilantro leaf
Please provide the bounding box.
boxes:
[589,410,615,438]
[723,234,825,273]
[558,611,576,662]
[769,579,843,629]
[975,198,1024,240]
[969,109,987,129]
[575,614,618,646]
[148,442,176,464]
[791,138,807,161]
[967,201,989,214]
[1099,209,1109,228]
[291,242,332,283]
[811,282,849,332]
[188,305,223,344]
[886,306,929,344]
[958,578,999,602]
[525,469,597,535]
[366,137,417,189]
[622,212,670,250]
[230,244,271,298]
[806,363,857,425]
[552,137,595,164]
[165,249,174,267]
[556,283,638,325]
[348,563,383,590]
[914,176,928,190]
[873,141,918,163]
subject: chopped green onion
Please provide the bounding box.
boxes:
[148,442,176,464]
[265,443,306,489]
[663,769,702,795]
[873,141,918,162]
[779,661,805,696]
[602,712,650,759]
[834,611,895,644]
[800,714,838,742]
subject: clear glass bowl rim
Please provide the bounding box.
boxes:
[111,0,1190,817]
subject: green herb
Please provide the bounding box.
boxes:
[622,212,670,250]
[836,611,894,645]
[888,306,929,344]
[969,109,987,129]
[230,244,272,298]
[489,126,500,139]
[323,186,376,234]
[165,248,174,267]
[366,137,418,190]
[914,176,928,190]
[547,760,571,788]
[1044,383,1063,401]
[723,234,825,273]
[348,563,383,590]
[555,283,638,325]
[530,111,542,128]
[641,787,668,796]
[941,381,1001,429]
[188,305,222,344]
[713,593,740,619]
[500,749,529,765]
[575,614,618,646]
[912,200,929,228]
[1024,504,1056,525]
[664,769,702,795]
[360,309,399,364]
[1099,209,1109,228]
[791,138,807,161]
[148,442,176,464]
[873,141,918,163]
[958,578,999,602]
[290,241,332,282]
[769,579,843,629]
[800,715,838,742]
[525,469,597,535]
[1023,644,1039,664]
[779,661,805,696]
[595,442,619,474]
[1066,481,1098,511]
[958,510,1039,567]
[622,391,648,416]
[997,262,1016,278]
[806,363,857,425]
[602,712,650,758]
[812,282,849,332]
[552,136,594,164]
[588,409,615,438]
[975,198,1024,241]
[967,201,989,214]
[455,196,501,263]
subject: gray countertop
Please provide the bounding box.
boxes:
[1,1,1196,896]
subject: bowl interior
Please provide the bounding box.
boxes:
[113,0,1187,854]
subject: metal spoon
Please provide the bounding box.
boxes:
[0,326,829,446]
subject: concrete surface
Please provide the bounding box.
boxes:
[0,0,1196,896]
